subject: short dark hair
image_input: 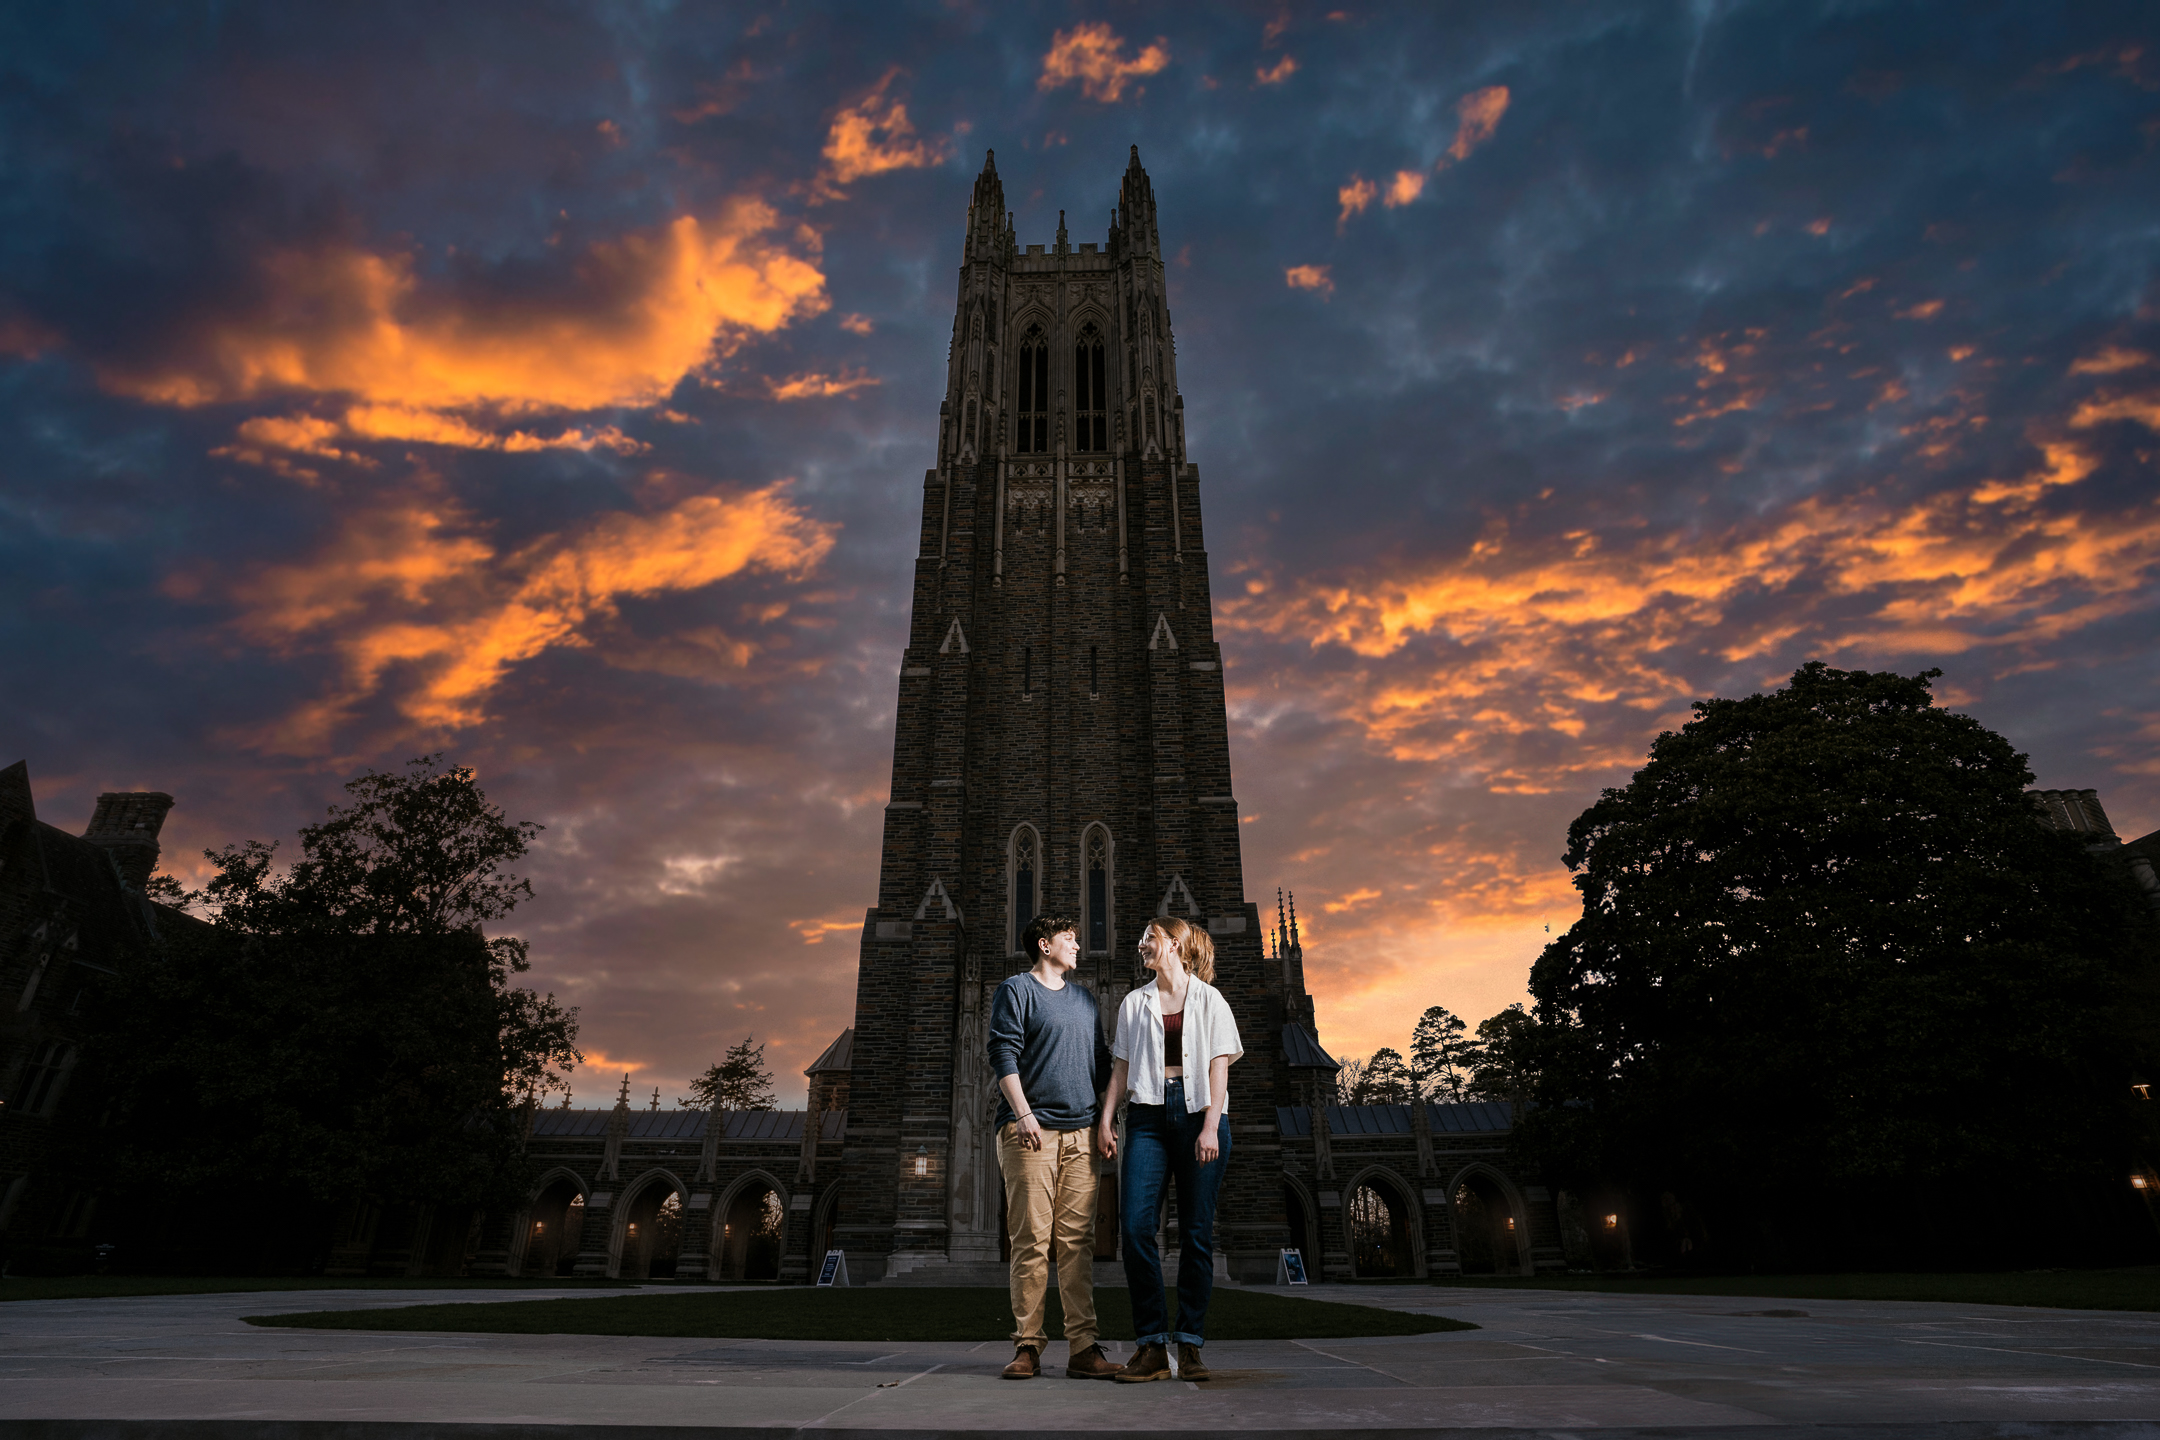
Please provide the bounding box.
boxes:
[1021,913,1079,956]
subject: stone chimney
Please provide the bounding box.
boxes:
[83,791,175,892]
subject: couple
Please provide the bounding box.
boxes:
[988,911,1242,1382]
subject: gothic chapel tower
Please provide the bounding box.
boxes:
[838,149,1301,1282]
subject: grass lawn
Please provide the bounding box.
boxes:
[1426,1266,2160,1312]
[0,1276,636,1304]
[246,1286,1478,1340]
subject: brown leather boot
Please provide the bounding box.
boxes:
[1177,1343,1210,1381]
[1065,1344,1119,1379]
[1113,1342,1172,1382]
[1000,1346,1041,1380]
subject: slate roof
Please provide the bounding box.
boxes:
[1274,1101,1513,1137]
[529,1108,846,1141]
[1280,1022,1340,1070]
[805,1027,854,1074]
[29,820,157,969]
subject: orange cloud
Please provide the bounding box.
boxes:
[1038,22,1170,103]
[1219,387,2160,784]
[1443,85,1510,164]
[789,914,862,945]
[98,199,827,419]
[221,481,838,748]
[822,69,952,186]
[1336,176,1377,228]
[838,313,875,336]
[1256,55,1298,86]
[1284,264,1334,296]
[1322,887,1380,914]
[214,406,649,475]
[767,369,880,401]
[2070,346,2153,375]
[1384,170,1425,207]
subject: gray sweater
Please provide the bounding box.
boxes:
[987,972,1111,1132]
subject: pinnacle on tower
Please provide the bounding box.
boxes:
[616,1073,631,1107]
[966,150,1008,259]
[1115,145,1159,257]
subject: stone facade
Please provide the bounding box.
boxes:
[0,762,183,1263]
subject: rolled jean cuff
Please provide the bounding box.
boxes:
[1135,1331,1170,1346]
[1171,1331,1205,1347]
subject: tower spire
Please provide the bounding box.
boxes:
[965,150,1008,260]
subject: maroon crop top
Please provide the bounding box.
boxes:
[1162,1007,1184,1057]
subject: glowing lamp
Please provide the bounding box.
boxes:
[1506,1217,1516,1231]
[2135,1175,2151,1190]
[913,1145,930,1177]
[1604,1214,1619,1230]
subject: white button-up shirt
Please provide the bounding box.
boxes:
[1111,975,1244,1114]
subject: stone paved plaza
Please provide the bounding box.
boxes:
[0,1282,2157,1436]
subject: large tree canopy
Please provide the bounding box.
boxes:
[63,756,580,1270]
[1519,663,2156,1267]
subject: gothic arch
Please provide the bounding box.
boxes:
[526,1166,591,1207]
[1342,1163,1427,1279]
[711,1167,792,1282]
[809,1181,843,1265]
[1281,1169,1322,1268]
[1078,822,1115,954]
[1446,1160,1533,1276]
[1014,322,1052,454]
[511,1167,590,1277]
[1071,316,1110,452]
[1008,823,1043,954]
[607,1166,690,1278]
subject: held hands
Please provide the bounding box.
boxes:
[1195,1123,1221,1165]
[1096,1120,1118,1159]
[1014,1111,1045,1151]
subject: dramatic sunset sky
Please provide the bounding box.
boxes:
[7,4,2158,1105]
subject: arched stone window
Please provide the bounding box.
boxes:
[1016,325,1050,453]
[1073,322,1107,451]
[1083,825,1113,954]
[1010,825,1041,953]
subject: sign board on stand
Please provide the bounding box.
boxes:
[1277,1248,1309,1285]
[816,1249,849,1287]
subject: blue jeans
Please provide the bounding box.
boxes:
[1119,1077,1231,1347]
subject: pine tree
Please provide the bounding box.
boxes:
[1352,1047,1413,1104]
[681,1035,777,1111]
[1410,1005,1472,1103]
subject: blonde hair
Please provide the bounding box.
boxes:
[1147,916,1215,984]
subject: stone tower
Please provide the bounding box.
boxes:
[837,149,1305,1283]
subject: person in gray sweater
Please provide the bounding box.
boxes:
[988,912,1116,1380]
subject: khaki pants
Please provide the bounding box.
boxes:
[997,1122,1097,1354]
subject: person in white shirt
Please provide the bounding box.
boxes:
[1096,916,1244,1382]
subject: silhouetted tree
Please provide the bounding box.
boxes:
[1466,1004,1539,1105]
[1351,1047,1413,1104]
[1411,1005,1473,1102]
[61,756,581,1270]
[1519,662,2158,1268]
[681,1035,777,1111]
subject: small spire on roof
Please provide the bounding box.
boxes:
[616,1073,631,1106]
[650,1087,661,1112]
